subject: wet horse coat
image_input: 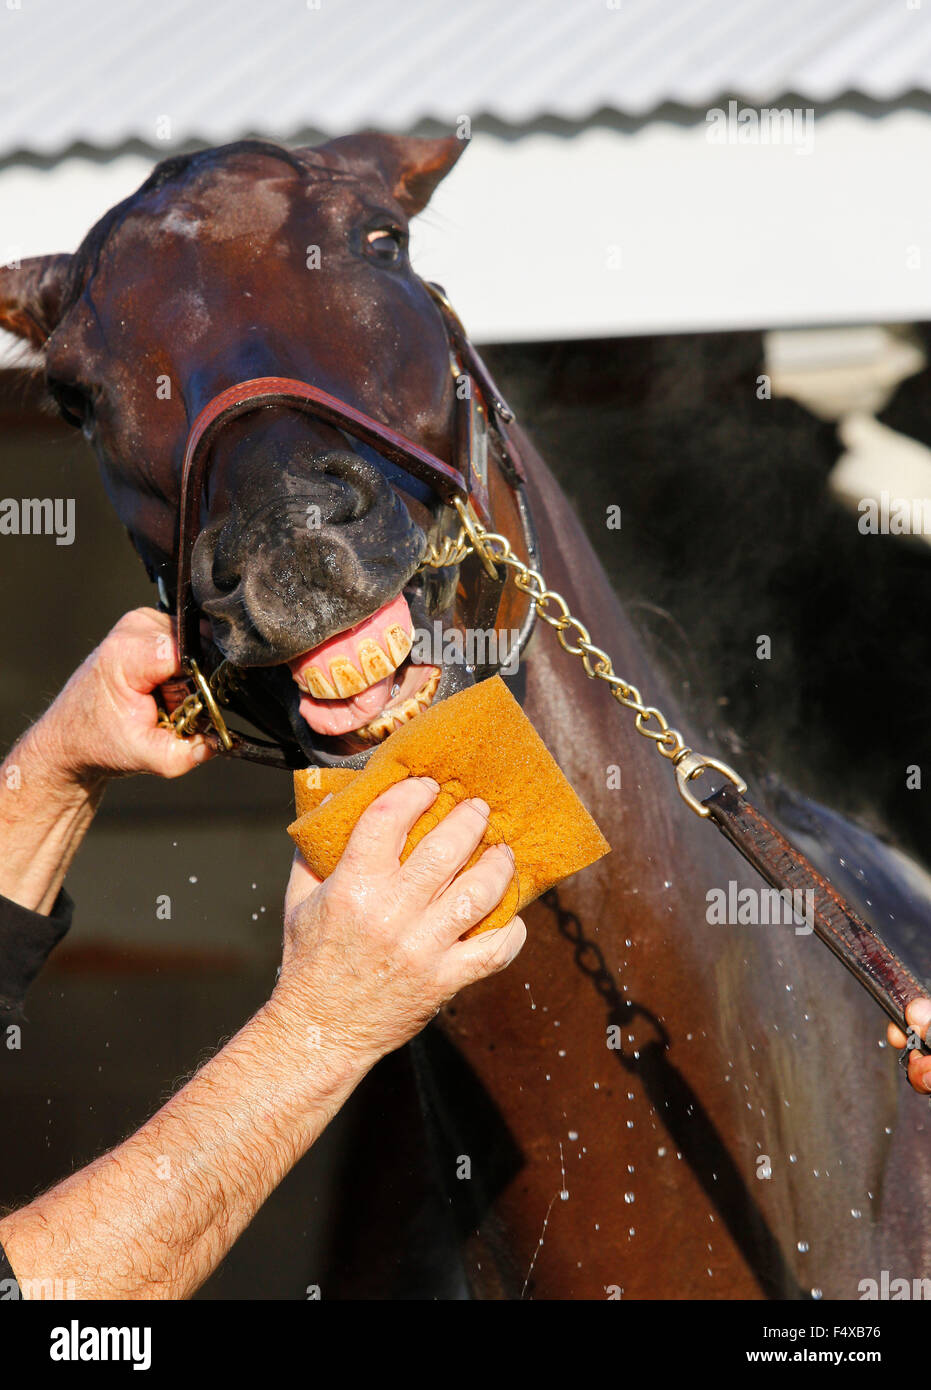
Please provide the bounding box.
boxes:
[1,133,929,1299]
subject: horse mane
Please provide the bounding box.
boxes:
[61,139,307,316]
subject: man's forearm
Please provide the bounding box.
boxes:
[0,719,104,913]
[0,996,370,1299]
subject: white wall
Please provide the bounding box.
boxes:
[2,108,931,364]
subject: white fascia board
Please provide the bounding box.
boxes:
[2,111,931,369]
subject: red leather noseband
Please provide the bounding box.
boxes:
[176,376,477,669]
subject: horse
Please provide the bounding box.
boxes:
[3,131,931,1300]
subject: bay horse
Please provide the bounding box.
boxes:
[3,132,931,1300]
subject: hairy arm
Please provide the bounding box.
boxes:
[0,778,526,1299]
[0,999,364,1300]
[0,722,104,915]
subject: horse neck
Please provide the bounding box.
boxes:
[514,427,730,884]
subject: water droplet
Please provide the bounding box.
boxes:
[789,1153,798,1164]
[811,1288,823,1300]
[657,1146,666,1157]
[189,875,197,884]
[851,1208,862,1219]
[568,1130,578,1141]
[624,1192,635,1204]
[797,1241,809,1254]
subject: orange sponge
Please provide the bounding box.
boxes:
[288,676,610,934]
[293,766,358,818]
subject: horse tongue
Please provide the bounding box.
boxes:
[297,674,395,736]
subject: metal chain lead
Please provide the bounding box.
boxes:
[157,659,240,751]
[159,499,746,816]
[450,498,746,817]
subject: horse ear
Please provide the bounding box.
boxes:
[0,254,72,349]
[314,132,467,217]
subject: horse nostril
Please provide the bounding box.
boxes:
[319,471,372,526]
[211,567,240,597]
[209,540,241,597]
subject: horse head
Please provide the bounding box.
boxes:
[0,133,530,767]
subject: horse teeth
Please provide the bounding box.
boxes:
[358,638,394,684]
[352,668,441,744]
[415,670,440,705]
[385,624,413,666]
[329,657,367,698]
[304,667,337,699]
[367,715,393,740]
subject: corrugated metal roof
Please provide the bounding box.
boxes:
[1,0,930,160]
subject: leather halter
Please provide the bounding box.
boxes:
[159,283,535,765]
[155,286,931,1049]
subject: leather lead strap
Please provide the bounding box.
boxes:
[703,782,929,1045]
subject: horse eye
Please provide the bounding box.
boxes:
[46,376,91,429]
[363,226,405,265]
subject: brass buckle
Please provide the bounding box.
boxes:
[184,658,234,752]
[673,750,747,818]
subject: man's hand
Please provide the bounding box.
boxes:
[888,998,931,1094]
[0,608,213,913]
[29,606,214,787]
[274,776,526,1069]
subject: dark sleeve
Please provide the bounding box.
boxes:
[0,888,73,1019]
[0,1240,20,1298]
